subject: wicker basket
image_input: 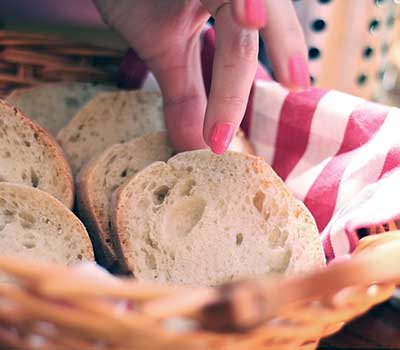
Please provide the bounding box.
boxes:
[0,29,125,97]
[0,231,398,350]
[0,29,400,350]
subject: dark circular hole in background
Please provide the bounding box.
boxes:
[369,19,380,33]
[311,19,326,32]
[357,74,368,86]
[363,46,374,59]
[308,47,321,60]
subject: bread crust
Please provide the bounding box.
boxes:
[6,82,115,135]
[0,182,94,263]
[0,100,74,208]
[76,132,174,273]
[76,157,121,272]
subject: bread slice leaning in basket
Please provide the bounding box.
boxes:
[6,82,115,135]
[113,150,326,286]
[57,90,165,175]
[0,183,94,282]
[57,90,254,176]
[0,100,73,208]
[77,132,253,272]
[77,132,175,272]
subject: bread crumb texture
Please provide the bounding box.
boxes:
[115,150,325,286]
[0,183,94,282]
[0,100,72,207]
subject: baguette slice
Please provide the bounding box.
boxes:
[113,150,325,286]
[57,90,254,175]
[57,91,165,175]
[77,132,175,272]
[77,130,253,272]
[6,82,115,135]
[0,100,73,208]
[0,183,94,282]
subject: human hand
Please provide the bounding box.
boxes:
[93,0,309,153]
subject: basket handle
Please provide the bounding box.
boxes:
[200,231,400,331]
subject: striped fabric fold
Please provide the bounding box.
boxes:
[118,26,400,261]
[252,81,400,261]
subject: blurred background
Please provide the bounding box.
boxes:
[0,0,399,104]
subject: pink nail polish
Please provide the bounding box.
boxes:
[245,0,266,27]
[209,122,235,155]
[288,53,310,90]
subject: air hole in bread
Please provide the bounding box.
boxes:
[30,168,39,188]
[33,132,39,140]
[164,197,205,238]
[24,141,31,147]
[23,241,35,249]
[180,179,196,196]
[270,249,292,273]
[253,191,265,214]
[145,233,159,250]
[21,221,33,229]
[236,233,243,246]
[3,151,10,158]
[143,249,157,270]
[4,209,15,217]
[21,171,27,181]
[68,133,80,143]
[268,227,289,248]
[120,169,128,178]
[77,254,83,260]
[153,186,170,205]
[19,212,35,225]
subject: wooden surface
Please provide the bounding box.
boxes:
[319,298,400,349]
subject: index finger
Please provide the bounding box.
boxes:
[203,3,259,154]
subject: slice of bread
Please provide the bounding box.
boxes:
[0,100,73,208]
[112,150,325,286]
[76,132,175,272]
[57,90,254,175]
[77,130,253,272]
[0,183,94,282]
[6,82,115,135]
[57,90,165,175]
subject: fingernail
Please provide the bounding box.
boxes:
[245,0,266,27]
[288,53,310,90]
[209,122,236,155]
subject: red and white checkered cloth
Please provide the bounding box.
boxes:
[118,27,400,262]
